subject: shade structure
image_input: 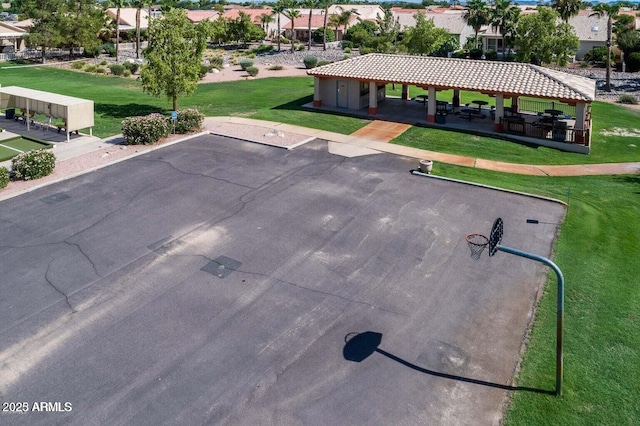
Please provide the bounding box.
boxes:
[0,86,94,141]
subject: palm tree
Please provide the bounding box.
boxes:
[133,1,151,59]
[110,0,130,63]
[488,0,519,58]
[552,0,581,23]
[463,0,489,49]
[329,8,353,42]
[301,0,317,50]
[260,13,273,36]
[272,0,288,51]
[590,3,621,92]
[320,0,334,50]
[284,6,301,51]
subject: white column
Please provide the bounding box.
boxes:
[427,87,436,122]
[495,93,504,131]
[368,81,378,114]
[313,77,322,107]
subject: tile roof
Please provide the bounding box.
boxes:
[307,54,595,102]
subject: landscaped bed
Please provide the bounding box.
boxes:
[0,134,54,162]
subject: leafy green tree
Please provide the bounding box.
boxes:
[514,6,578,66]
[22,0,66,63]
[59,0,105,59]
[228,12,264,47]
[401,13,449,55]
[590,3,621,92]
[140,9,208,111]
[312,27,334,44]
[463,0,489,49]
[343,20,378,47]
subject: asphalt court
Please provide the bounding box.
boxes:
[0,135,566,425]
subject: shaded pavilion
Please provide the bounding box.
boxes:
[307,54,596,152]
[0,86,94,142]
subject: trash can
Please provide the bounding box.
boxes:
[5,108,15,120]
[436,113,446,124]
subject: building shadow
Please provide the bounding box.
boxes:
[343,331,554,395]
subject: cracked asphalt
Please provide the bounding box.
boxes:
[0,135,565,425]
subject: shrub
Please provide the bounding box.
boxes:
[246,66,259,77]
[71,61,85,70]
[123,69,132,77]
[268,64,284,70]
[239,58,254,70]
[583,46,613,66]
[485,49,498,61]
[317,60,332,66]
[175,108,204,134]
[342,41,354,49]
[121,113,171,145]
[209,56,223,69]
[343,54,350,60]
[277,36,290,44]
[83,45,101,58]
[344,47,352,54]
[95,67,106,74]
[297,44,306,51]
[123,61,139,74]
[101,42,116,57]
[255,44,274,54]
[626,52,640,73]
[312,28,334,44]
[0,166,8,189]
[618,94,638,105]
[199,64,211,78]
[84,64,97,72]
[452,50,467,59]
[109,64,125,76]
[99,59,108,66]
[303,56,318,69]
[11,149,56,180]
[469,48,483,59]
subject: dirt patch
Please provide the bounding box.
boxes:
[600,127,640,137]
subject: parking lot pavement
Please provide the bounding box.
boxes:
[0,135,565,425]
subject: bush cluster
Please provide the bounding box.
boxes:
[317,60,332,66]
[246,66,259,77]
[102,42,116,57]
[199,64,211,78]
[297,45,306,51]
[123,61,139,74]
[174,108,204,134]
[71,61,85,70]
[84,64,97,72]
[109,64,125,76]
[268,64,284,71]
[485,49,498,61]
[618,94,638,105]
[122,113,170,145]
[11,149,56,180]
[626,52,640,73]
[239,58,254,70]
[0,166,9,189]
[252,44,274,54]
[303,56,318,69]
[209,56,223,69]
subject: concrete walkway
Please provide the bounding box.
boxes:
[205,117,640,177]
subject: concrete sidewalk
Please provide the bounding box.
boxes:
[2,116,639,178]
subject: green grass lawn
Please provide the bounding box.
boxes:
[0,63,638,424]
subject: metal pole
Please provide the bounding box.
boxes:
[497,244,564,396]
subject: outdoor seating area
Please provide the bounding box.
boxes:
[9,108,69,133]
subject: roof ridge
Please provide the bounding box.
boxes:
[530,64,594,101]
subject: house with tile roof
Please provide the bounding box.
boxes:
[0,21,26,52]
[186,10,220,24]
[307,53,595,152]
[105,7,150,32]
[222,7,286,41]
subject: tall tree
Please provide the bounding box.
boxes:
[260,12,273,37]
[22,0,66,64]
[488,0,519,58]
[551,0,581,23]
[110,0,130,63]
[283,5,300,51]
[320,0,334,50]
[590,3,621,92]
[140,8,208,111]
[463,0,489,49]
[329,7,354,42]
[133,0,151,59]
[272,0,287,51]
[301,0,317,50]
[60,0,104,59]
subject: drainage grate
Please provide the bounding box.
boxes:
[39,192,70,205]
[201,256,242,279]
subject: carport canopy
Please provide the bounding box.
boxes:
[0,85,94,137]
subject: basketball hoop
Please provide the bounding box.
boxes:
[466,233,489,260]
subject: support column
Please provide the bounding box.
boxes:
[401,85,409,101]
[452,89,460,108]
[511,96,519,112]
[368,81,378,115]
[575,102,586,143]
[494,94,504,132]
[313,77,322,107]
[427,87,436,123]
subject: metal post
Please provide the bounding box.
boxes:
[496,244,564,396]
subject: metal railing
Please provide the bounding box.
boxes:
[518,99,576,118]
[500,117,589,146]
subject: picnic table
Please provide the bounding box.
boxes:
[544,109,564,118]
[471,100,489,111]
[414,95,428,104]
[460,108,477,120]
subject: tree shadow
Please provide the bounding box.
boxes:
[95,103,165,119]
[615,175,640,194]
[343,331,554,395]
